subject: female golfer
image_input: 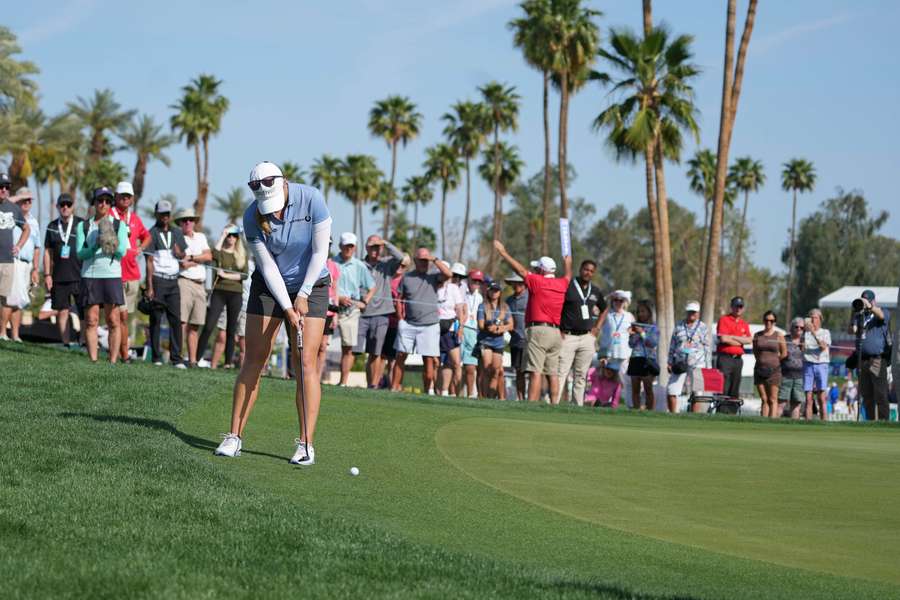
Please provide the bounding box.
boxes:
[215,162,332,466]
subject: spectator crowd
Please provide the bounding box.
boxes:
[0,172,895,421]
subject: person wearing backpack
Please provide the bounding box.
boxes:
[666,301,711,413]
[75,187,129,363]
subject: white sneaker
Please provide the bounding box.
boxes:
[0,335,9,342]
[174,362,187,370]
[289,439,315,466]
[214,433,241,457]
[441,390,450,397]
[11,337,22,343]
[197,358,211,368]
[153,361,163,366]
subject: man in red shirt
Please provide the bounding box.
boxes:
[111,181,151,362]
[494,240,572,402]
[716,296,752,399]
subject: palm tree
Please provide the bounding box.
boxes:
[67,89,135,162]
[510,0,555,254]
[477,140,523,256]
[336,155,383,245]
[118,114,175,208]
[401,175,434,249]
[310,154,342,202]
[727,156,765,292]
[699,0,759,328]
[280,161,305,183]
[368,96,422,238]
[781,158,816,319]
[478,81,520,270]
[423,144,462,258]
[594,24,700,360]
[0,101,42,189]
[170,74,229,226]
[546,0,601,219]
[442,100,489,262]
[687,148,716,269]
[214,187,248,225]
[0,26,39,110]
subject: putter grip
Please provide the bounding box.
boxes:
[296,329,303,349]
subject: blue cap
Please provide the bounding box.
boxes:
[225,225,241,235]
[92,186,114,201]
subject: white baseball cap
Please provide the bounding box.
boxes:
[450,262,467,277]
[685,301,700,312]
[115,181,134,195]
[339,232,358,247]
[249,161,285,215]
[529,256,556,273]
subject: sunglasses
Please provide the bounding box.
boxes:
[0,184,10,191]
[19,199,32,204]
[791,325,803,329]
[95,197,113,205]
[180,218,196,223]
[58,202,73,209]
[247,175,282,191]
[764,319,776,323]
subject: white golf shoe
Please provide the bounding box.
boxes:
[289,440,315,466]
[214,433,241,457]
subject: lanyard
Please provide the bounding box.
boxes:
[573,280,592,305]
[159,230,171,250]
[611,312,626,333]
[684,321,700,343]
[57,218,74,247]
[111,207,126,222]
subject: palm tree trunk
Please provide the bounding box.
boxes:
[644,145,665,352]
[787,189,797,320]
[196,138,210,227]
[384,141,397,238]
[352,200,359,244]
[699,197,710,299]
[440,183,448,258]
[90,133,104,162]
[458,158,472,263]
[488,125,501,272]
[358,203,365,251]
[643,0,653,35]
[412,200,420,249]
[735,189,749,293]
[653,151,673,385]
[133,154,148,210]
[541,70,551,255]
[558,72,570,219]
[701,0,737,328]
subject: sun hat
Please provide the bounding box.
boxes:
[13,187,33,202]
[451,262,467,277]
[115,181,134,196]
[249,161,285,215]
[529,256,556,273]
[173,208,198,222]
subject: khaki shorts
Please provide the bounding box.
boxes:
[120,279,141,312]
[178,277,207,326]
[525,325,563,375]
[0,262,14,301]
[339,305,361,347]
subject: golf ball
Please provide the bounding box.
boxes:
[350,467,360,476]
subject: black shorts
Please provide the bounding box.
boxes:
[81,277,124,307]
[627,356,658,377]
[246,272,330,319]
[51,280,81,311]
[382,326,398,359]
[510,346,525,371]
[324,314,336,335]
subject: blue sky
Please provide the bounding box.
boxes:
[9,0,900,272]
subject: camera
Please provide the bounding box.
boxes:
[493,318,503,326]
[851,298,866,313]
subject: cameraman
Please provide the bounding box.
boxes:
[848,289,892,420]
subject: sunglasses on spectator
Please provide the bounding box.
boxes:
[19,199,32,204]
[792,325,803,329]
[180,218,196,223]
[247,176,282,191]
[95,197,113,205]
[59,201,73,208]
[764,318,776,323]
[0,184,10,190]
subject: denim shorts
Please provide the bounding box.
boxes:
[802,362,829,392]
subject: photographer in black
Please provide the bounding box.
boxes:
[848,289,892,420]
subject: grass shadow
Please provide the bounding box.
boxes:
[58,412,290,461]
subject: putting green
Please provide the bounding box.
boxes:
[436,417,900,584]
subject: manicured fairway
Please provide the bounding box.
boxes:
[3,342,899,599]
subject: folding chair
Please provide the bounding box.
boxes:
[687,368,743,415]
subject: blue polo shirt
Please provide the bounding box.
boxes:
[243,183,330,293]
[860,311,891,358]
[334,254,374,300]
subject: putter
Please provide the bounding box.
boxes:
[296,325,310,461]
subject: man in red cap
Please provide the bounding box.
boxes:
[494,241,572,402]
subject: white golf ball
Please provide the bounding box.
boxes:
[350,467,360,476]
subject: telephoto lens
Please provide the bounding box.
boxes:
[852,298,865,312]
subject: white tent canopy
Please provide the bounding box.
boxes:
[818,286,898,309]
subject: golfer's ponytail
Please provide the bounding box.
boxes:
[255,211,271,236]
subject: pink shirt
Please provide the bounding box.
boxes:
[584,367,622,408]
[326,259,340,318]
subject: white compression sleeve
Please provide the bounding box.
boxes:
[298,217,333,298]
[248,239,292,312]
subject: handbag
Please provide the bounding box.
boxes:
[671,353,689,375]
